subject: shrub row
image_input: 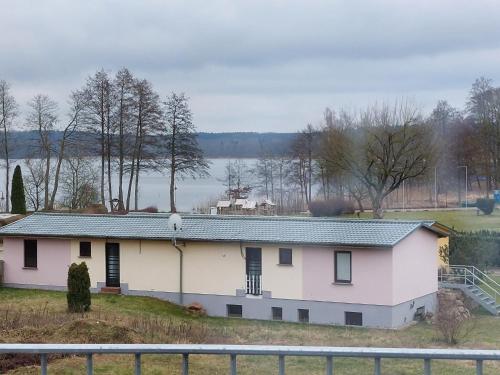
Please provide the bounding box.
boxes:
[443,230,500,268]
[308,199,355,217]
[476,198,495,215]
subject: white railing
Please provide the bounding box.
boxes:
[0,344,499,375]
[438,265,500,303]
[246,274,262,295]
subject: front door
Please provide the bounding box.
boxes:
[246,247,262,295]
[105,243,120,287]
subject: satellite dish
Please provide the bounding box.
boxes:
[168,213,183,232]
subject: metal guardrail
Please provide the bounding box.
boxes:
[438,265,500,303]
[1,344,499,375]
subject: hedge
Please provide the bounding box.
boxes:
[445,230,500,268]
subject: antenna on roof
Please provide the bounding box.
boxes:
[168,213,183,245]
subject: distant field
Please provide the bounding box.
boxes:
[345,209,500,232]
[1,288,500,375]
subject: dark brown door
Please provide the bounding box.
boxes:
[105,243,120,287]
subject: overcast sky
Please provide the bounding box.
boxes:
[2,0,500,132]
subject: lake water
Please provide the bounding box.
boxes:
[1,158,258,212]
[135,158,246,212]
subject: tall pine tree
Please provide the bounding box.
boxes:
[163,93,209,212]
[11,165,26,214]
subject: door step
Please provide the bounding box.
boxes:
[100,287,121,294]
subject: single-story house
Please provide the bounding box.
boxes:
[233,199,247,209]
[216,200,232,214]
[242,200,257,211]
[0,212,448,328]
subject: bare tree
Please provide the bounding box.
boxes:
[467,77,500,192]
[126,78,162,211]
[162,93,208,212]
[61,153,99,210]
[24,158,45,211]
[428,100,462,204]
[0,80,17,212]
[26,94,58,210]
[274,156,288,211]
[254,154,277,200]
[291,124,317,205]
[324,103,433,218]
[222,159,252,199]
[84,70,113,206]
[113,68,135,211]
[47,90,88,210]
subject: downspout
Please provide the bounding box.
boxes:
[239,240,245,259]
[172,240,184,305]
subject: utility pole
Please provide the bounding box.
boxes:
[402,180,406,212]
[458,165,468,209]
[434,167,438,209]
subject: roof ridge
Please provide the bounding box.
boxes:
[30,211,434,225]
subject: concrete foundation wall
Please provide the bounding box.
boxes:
[124,285,437,329]
[3,282,436,328]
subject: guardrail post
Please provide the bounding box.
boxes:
[40,354,47,375]
[374,357,381,375]
[476,359,483,375]
[135,353,141,375]
[86,353,93,375]
[278,355,285,375]
[230,354,237,375]
[326,355,333,375]
[182,353,189,375]
[424,358,431,375]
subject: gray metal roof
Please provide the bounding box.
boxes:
[0,212,443,247]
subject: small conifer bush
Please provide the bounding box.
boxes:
[67,262,91,312]
[11,165,27,214]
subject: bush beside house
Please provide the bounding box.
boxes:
[434,290,471,345]
[67,262,91,312]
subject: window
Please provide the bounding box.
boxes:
[80,241,92,257]
[279,248,293,265]
[79,241,92,257]
[414,306,426,321]
[227,304,242,318]
[298,308,309,323]
[24,240,37,268]
[335,251,352,283]
[345,311,362,326]
[272,307,283,320]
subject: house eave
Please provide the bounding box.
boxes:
[0,233,393,249]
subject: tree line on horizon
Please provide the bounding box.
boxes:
[2,75,500,217]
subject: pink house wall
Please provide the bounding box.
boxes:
[302,245,394,305]
[3,237,71,287]
[392,229,438,304]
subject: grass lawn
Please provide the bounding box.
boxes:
[1,288,500,374]
[345,209,500,232]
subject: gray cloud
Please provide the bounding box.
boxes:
[2,0,500,131]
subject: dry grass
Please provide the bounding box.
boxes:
[1,288,500,374]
